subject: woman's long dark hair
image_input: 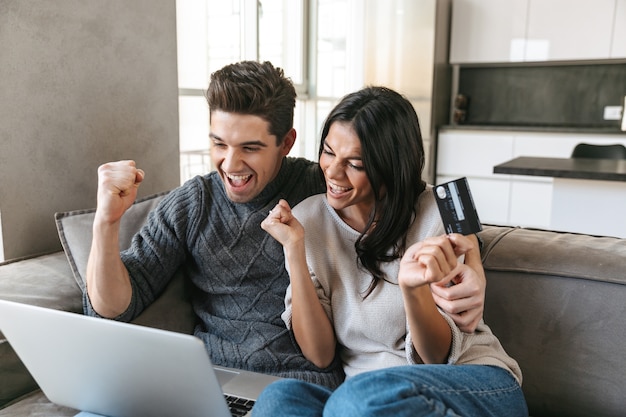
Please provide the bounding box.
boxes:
[318,86,427,296]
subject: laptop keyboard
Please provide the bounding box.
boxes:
[225,395,255,416]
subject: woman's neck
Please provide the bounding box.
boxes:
[336,204,376,234]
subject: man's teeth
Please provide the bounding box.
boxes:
[227,173,250,181]
[226,173,251,186]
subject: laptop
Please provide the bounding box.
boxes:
[0,299,281,417]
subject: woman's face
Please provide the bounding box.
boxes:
[319,121,375,230]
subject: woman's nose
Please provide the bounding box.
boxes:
[324,159,343,180]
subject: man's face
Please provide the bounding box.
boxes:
[210,110,295,203]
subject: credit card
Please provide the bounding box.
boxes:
[433,177,482,235]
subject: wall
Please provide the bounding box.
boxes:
[0,0,180,261]
[362,0,451,183]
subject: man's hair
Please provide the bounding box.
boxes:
[206,61,296,145]
[318,86,426,296]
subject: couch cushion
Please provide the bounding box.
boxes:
[0,389,77,416]
[54,191,169,291]
[479,225,626,417]
[54,190,196,334]
[0,252,82,409]
[479,225,626,285]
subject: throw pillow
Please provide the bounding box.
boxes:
[54,191,169,291]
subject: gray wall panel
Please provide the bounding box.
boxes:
[0,0,180,260]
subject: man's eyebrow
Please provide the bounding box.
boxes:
[240,140,268,147]
[209,133,268,148]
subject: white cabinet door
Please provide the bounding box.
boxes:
[437,131,514,177]
[612,0,626,58]
[468,177,512,226]
[449,0,528,63]
[551,178,626,237]
[509,179,552,228]
[525,0,615,61]
[450,0,620,63]
[513,133,579,158]
[513,133,626,158]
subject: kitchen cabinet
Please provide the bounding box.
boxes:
[494,157,626,237]
[525,0,615,61]
[613,0,626,58]
[449,0,528,63]
[551,178,626,237]
[450,0,623,63]
[435,129,626,228]
[505,135,570,227]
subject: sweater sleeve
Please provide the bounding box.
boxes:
[404,308,463,365]
[281,267,333,329]
[84,179,202,321]
[125,182,203,318]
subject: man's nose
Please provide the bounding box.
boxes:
[221,148,241,172]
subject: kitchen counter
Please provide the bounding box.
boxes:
[493,156,626,182]
[493,156,626,238]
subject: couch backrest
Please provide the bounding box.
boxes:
[479,225,626,417]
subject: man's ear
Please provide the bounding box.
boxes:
[280,128,297,156]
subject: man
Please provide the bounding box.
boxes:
[85,61,485,389]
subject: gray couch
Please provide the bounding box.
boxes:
[1,193,625,416]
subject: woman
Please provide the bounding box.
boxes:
[256,86,527,417]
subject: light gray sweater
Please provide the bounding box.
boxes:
[282,188,523,384]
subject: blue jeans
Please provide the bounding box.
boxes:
[252,365,528,417]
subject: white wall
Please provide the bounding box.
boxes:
[0,0,181,261]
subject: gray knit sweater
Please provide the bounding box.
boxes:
[84,157,345,388]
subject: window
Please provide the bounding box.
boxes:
[177,0,311,182]
[176,0,438,183]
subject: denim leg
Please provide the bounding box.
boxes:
[252,378,333,417]
[323,365,528,417]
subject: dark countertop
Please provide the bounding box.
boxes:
[493,156,626,182]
